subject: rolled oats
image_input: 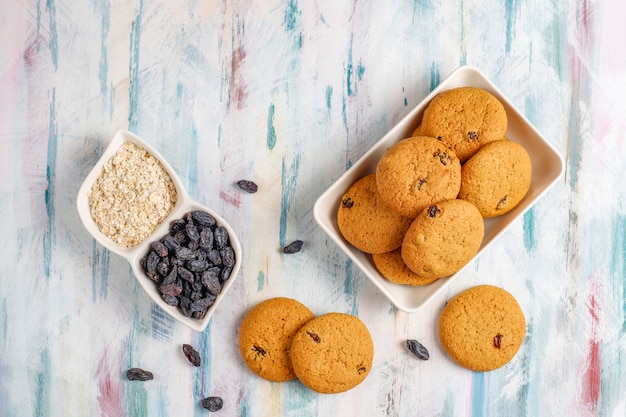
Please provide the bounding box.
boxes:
[88,141,178,247]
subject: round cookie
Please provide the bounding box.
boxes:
[375,136,462,218]
[420,87,508,162]
[438,285,526,372]
[238,297,315,382]
[401,199,484,279]
[337,174,413,254]
[372,249,440,286]
[290,313,374,394]
[458,140,532,218]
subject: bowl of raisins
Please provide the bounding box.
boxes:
[77,130,242,332]
[314,66,564,313]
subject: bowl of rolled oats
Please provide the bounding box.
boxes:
[77,129,241,332]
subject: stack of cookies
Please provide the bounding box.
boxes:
[238,297,374,394]
[337,87,532,285]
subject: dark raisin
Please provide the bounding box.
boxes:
[494,333,503,349]
[207,249,222,265]
[160,283,183,297]
[220,247,235,267]
[406,339,430,360]
[156,260,169,277]
[220,266,233,282]
[357,365,367,374]
[170,218,186,233]
[283,240,303,254]
[185,222,200,242]
[253,345,266,356]
[199,227,214,250]
[180,297,192,317]
[434,150,451,165]
[307,331,321,343]
[214,227,229,248]
[191,297,214,313]
[436,135,442,140]
[190,291,203,301]
[192,278,204,292]
[192,310,207,319]
[182,344,202,367]
[236,179,258,193]
[427,205,440,218]
[126,368,153,381]
[173,230,187,244]
[161,267,177,285]
[202,268,222,296]
[496,195,508,210]
[177,267,193,283]
[187,259,209,272]
[342,197,354,208]
[151,241,169,257]
[145,251,159,276]
[417,178,427,190]
[191,211,216,228]
[175,247,196,261]
[467,131,478,140]
[162,294,179,306]
[162,235,181,250]
[201,396,223,412]
[187,240,199,251]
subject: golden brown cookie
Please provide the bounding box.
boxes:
[420,87,508,162]
[458,140,532,218]
[337,174,413,254]
[290,313,374,394]
[375,136,462,218]
[438,285,526,372]
[411,123,426,137]
[401,199,484,279]
[372,249,440,286]
[238,297,315,382]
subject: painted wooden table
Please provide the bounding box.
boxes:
[1,0,625,416]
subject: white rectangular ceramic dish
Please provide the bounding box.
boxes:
[77,130,241,332]
[313,65,564,312]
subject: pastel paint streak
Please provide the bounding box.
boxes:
[279,155,301,248]
[34,348,51,417]
[267,103,277,150]
[471,371,485,416]
[98,0,110,96]
[611,215,626,330]
[257,270,265,291]
[504,0,522,55]
[196,330,212,417]
[343,258,358,316]
[95,348,124,417]
[325,85,333,116]
[346,38,365,97]
[429,62,440,92]
[91,240,110,302]
[230,46,248,110]
[523,203,536,253]
[187,121,199,195]
[45,0,58,69]
[283,0,303,47]
[580,274,602,413]
[219,190,241,208]
[43,88,57,278]
[129,0,143,132]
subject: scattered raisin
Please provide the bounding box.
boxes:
[182,344,202,367]
[191,211,216,227]
[236,180,258,193]
[406,339,430,360]
[496,195,508,210]
[427,205,440,218]
[433,150,451,165]
[342,197,354,208]
[357,365,367,374]
[201,396,223,412]
[126,368,153,381]
[467,131,478,140]
[252,345,267,356]
[436,135,442,140]
[307,331,321,343]
[494,333,503,349]
[283,240,304,254]
[417,178,427,190]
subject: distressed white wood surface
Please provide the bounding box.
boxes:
[1,0,625,416]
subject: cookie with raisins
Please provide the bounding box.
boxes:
[458,139,532,218]
[375,136,461,218]
[372,249,440,286]
[438,285,526,372]
[290,313,374,394]
[238,297,314,382]
[420,87,508,162]
[401,199,484,279]
[337,174,413,254]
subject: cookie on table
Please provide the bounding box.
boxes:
[420,87,508,162]
[438,285,526,372]
[372,249,440,286]
[376,136,462,218]
[238,297,315,382]
[337,174,413,254]
[290,313,374,394]
[458,140,532,218]
[401,199,484,279]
